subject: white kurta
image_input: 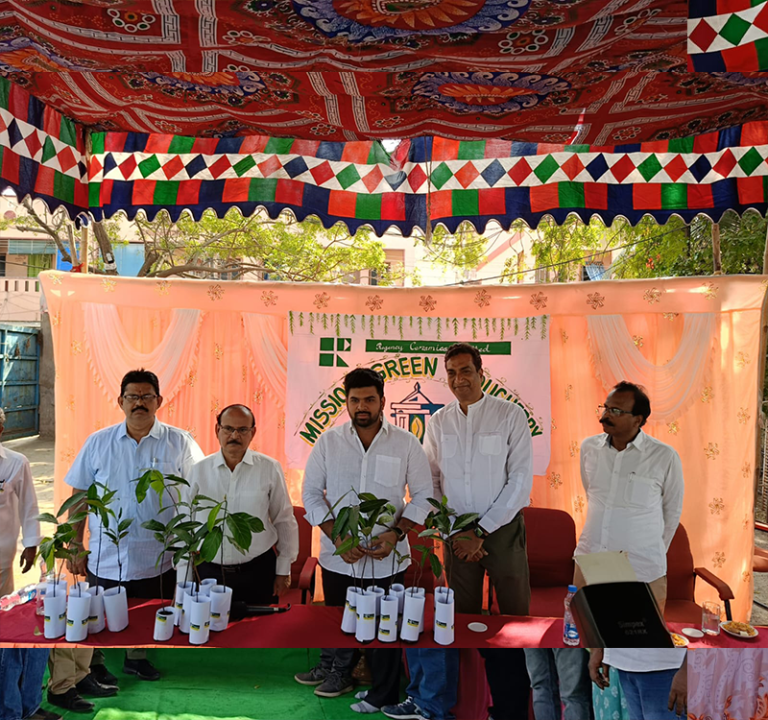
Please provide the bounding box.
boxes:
[0,442,40,569]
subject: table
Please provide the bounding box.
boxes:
[1,599,764,648]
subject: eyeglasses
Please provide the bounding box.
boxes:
[123,394,159,403]
[597,404,635,417]
[219,425,255,436]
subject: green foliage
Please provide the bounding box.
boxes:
[418,221,487,274]
[418,495,479,581]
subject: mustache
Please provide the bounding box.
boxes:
[132,407,148,413]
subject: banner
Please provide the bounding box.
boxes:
[286,312,551,475]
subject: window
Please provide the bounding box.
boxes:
[27,254,53,278]
[581,263,606,281]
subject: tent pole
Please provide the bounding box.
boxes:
[762,221,768,275]
[80,224,89,273]
[712,222,722,275]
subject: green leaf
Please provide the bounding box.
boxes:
[68,512,88,525]
[452,513,479,533]
[225,514,252,551]
[199,526,223,563]
[247,517,264,533]
[165,474,190,486]
[135,474,151,504]
[142,519,167,533]
[429,553,443,580]
[427,497,443,510]
[118,518,134,533]
[359,499,388,515]
[57,491,87,518]
[332,506,350,542]
[418,528,440,538]
[334,536,359,556]
[207,502,223,532]
[37,512,59,526]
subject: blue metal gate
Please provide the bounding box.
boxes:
[0,325,40,439]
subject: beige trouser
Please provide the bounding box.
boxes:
[573,565,667,615]
[48,649,94,694]
[0,566,13,597]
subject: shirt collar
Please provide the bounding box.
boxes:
[215,447,256,468]
[466,393,488,412]
[347,417,390,436]
[0,442,7,459]
[603,429,646,450]
[118,418,162,440]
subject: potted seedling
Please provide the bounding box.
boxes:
[101,506,133,632]
[36,492,90,640]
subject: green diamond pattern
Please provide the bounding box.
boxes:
[233,156,257,177]
[431,162,454,190]
[534,155,560,183]
[739,147,763,176]
[719,14,751,45]
[138,155,161,178]
[637,155,663,181]
[337,165,361,189]
[41,137,57,164]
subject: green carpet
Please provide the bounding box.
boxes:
[43,650,370,720]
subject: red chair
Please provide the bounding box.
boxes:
[665,523,734,623]
[284,506,319,605]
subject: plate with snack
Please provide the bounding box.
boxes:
[720,621,759,639]
[670,632,689,647]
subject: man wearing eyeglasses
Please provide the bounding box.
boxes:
[575,381,684,613]
[182,404,299,604]
[63,369,203,683]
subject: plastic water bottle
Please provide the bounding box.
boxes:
[563,584,580,646]
[0,583,37,611]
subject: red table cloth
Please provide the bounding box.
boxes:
[0,599,764,649]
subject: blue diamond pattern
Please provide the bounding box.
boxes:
[6,119,22,149]
[384,171,407,190]
[689,156,712,183]
[185,155,208,178]
[480,159,506,187]
[283,157,309,178]
[586,155,609,181]
[103,154,117,176]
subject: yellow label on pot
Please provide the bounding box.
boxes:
[211,612,220,619]
[382,614,390,621]
[407,619,418,627]
[380,628,390,636]
[157,615,167,623]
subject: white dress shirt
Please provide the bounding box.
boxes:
[185,449,299,576]
[423,393,534,535]
[302,418,433,579]
[0,443,40,568]
[604,648,686,672]
[64,419,204,581]
[576,430,684,583]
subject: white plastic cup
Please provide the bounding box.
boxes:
[400,590,425,643]
[405,587,426,634]
[390,583,405,616]
[355,592,377,643]
[200,578,217,596]
[341,586,362,634]
[174,582,194,626]
[153,607,175,642]
[180,590,195,634]
[367,586,385,616]
[65,591,91,642]
[87,587,105,634]
[188,596,211,645]
[70,581,89,596]
[103,586,129,633]
[43,593,67,639]
[434,591,456,646]
[209,585,233,632]
[377,596,399,643]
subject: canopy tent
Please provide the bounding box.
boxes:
[41,271,767,621]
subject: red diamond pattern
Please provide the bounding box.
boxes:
[119,156,137,179]
[361,165,384,193]
[689,18,718,52]
[754,4,768,34]
[560,155,585,180]
[408,165,427,191]
[508,158,532,185]
[310,160,334,185]
[57,146,78,173]
[258,155,282,178]
[664,155,688,182]
[610,155,636,182]
[208,156,232,179]
[89,156,103,181]
[713,149,737,177]
[162,155,185,180]
[24,131,42,159]
[454,162,480,188]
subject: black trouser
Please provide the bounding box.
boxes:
[197,549,278,605]
[87,567,175,664]
[320,568,405,678]
[364,649,402,708]
[479,649,531,720]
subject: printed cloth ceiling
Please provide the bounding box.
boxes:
[0,0,768,144]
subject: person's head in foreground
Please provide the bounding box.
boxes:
[216,404,256,464]
[444,342,484,408]
[119,369,162,424]
[599,380,651,445]
[344,367,385,429]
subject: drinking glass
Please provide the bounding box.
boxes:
[702,600,721,635]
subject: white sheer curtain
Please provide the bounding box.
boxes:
[83,303,202,402]
[242,312,287,407]
[587,313,715,421]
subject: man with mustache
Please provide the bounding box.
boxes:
[300,367,432,701]
[64,369,203,683]
[576,381,684,613]
[183,404,298,604]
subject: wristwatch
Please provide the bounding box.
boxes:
[393,526,406,541]
[476,525,490,539]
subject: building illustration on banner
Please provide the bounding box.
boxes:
[389,382,444,442]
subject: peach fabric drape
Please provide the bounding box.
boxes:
[40,272,767,620]
[688,649,768,720]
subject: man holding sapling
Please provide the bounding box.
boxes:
[183,403,299,604]
[299,367,433,700]
[64,369,203,682]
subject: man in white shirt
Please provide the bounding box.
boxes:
[299,367,433,700]
[185,404,299,604]
[423,343,533,615]
[64,369,204,682]
[576,381,684,613]
[0,408,40,598]
[590,649,687,719]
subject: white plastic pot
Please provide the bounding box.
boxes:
[209,585,233,632]
[199,578,217,597]
[400,590,425,643]
[355,591,377,643]
[188,596,211,645]
[87,586,105,634]
[65,589,90,642]
[377,595,399,643]
[405,586,426,634]
[174,582,194,626]
[434,588,455,646]
[153,607,175,642]
[103,586,129,633]
[341,586,362,634]
[43,592,67,639]
[367,585,385,616]
[390,583,406,616]
[180,589,195,634]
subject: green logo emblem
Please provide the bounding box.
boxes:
[319,337,351,367]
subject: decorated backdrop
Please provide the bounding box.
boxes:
[40,271,767,620]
